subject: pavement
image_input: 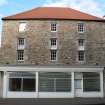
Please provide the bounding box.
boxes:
[0,98,105,105]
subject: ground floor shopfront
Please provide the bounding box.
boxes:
[0,66,104,98]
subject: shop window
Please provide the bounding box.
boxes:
[83,72,100,91]
[9,72,36,92]
[39,72,71,92]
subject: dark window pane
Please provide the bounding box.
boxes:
[83,72,100,91]
[51,38,57,46]
[78,39,84,46]
[39,78,54,92]
[9,78,21,91]
[17,50,24,61]
[51,50,57,61]
[9,72,35,78]
[39,72,71,92]
[23,78,35,92]
[56,79,71,92]
[78,23,84,32]
[18,38,24,45]
[51,23,57,31]
[78,51,85,61]
[39,72,71,79]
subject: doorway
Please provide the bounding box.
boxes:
[74,73,83,97]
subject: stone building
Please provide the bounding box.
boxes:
[0,7,105,98]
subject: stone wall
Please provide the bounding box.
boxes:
[1,20,105,65]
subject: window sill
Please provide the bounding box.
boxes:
[78,32,85,34]
[17,60,24,64]
[77,61,85,64]
[18,31,26,33]
[50,60,58,63]
[51,31,57,33]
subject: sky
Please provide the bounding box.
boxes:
[0,0,105,42]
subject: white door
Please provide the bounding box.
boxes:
[74,72,83,97]
[74,79,82,97]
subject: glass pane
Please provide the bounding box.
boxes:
[17,50,24,61]
[83,72,100,91]
[56,78,71,92]
[78,51,85,61]
[78,39,84,46]
[18,38,24,45]
[51,50,57,61]
[9,78,21,91]
[9,72,35,78]
[78,23,84,32]
[39,72,71,92]
[74,80,82,89]
[39,78,54,92]
[39,72,71,78]
[23,78,35,92]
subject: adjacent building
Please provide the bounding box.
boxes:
[0,7,105,98]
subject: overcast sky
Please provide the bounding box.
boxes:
[0,0,105,42]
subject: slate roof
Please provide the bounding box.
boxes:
[2,7,104,21]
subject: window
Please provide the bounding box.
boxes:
[51,38,57,46]
[23,78,35,91]
[78,51,85,61]
[51,23,57,32]
[19,22,26,32]
[51,50,57,61]
[50,38,57,61]
[78,23,84,33]
[78,39,84,46]
[9,72,36,92]
[39,72,71,92]
[18,38,25,46]
[83,72,100,91]
[17,50,24,61]
[9,78,21,91]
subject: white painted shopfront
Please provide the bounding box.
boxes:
[0,66,104,98]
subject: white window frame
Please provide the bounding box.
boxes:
[77,23,85,33]
[17,38,25,50]
[50,22,57,32]
[50,50,57,61]
[77,39,85,51]
[17,50,24,62]
[19,22,27,32]
[77,50,85,63]
[50,38,57,49]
